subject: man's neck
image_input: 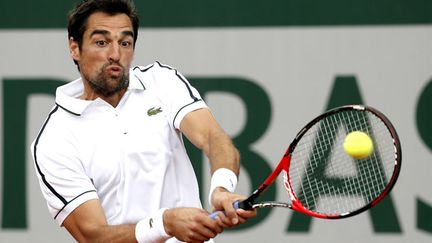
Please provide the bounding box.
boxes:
[80,81,127,107]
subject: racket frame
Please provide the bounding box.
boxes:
[238,104,402,219]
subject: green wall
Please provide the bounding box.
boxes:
[1,0,432,28]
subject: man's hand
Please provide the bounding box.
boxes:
[163,207,224,243]
[210,187,257,228]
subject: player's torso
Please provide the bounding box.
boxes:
[73,90,183,222]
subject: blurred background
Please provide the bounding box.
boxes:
[1,0,432,242]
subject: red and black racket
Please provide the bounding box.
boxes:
[211,104,401,219]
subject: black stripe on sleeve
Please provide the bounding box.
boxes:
[155,61,199,102]
[33,105,68,205]
[172,99,203,128]
[54,190,97,220]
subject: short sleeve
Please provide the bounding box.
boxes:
[31,112,98,226]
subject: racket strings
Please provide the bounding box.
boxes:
[287,109,397,215]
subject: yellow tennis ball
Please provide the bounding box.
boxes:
[343,131,374,159]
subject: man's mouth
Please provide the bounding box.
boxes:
[106,65,123,76]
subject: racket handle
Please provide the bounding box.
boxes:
[209,201,240,220]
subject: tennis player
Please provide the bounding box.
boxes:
[30,0,256,242]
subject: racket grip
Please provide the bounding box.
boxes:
[209,201,240,220]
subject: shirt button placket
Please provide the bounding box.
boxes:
[114,110,128,135]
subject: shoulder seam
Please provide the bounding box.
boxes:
[154,62,199,102]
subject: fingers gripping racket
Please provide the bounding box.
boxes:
[210,105,401,219]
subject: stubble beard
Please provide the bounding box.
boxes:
[84,62,129,97]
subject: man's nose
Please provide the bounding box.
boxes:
[108,43,121,62]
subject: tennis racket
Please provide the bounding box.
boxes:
[210,104,401,219]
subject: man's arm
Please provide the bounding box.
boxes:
[63,199,223,243]
[180,108,256,226]
[63,199,137,242]
[180,108,240,174]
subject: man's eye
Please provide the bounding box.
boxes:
[120,41,132,47]
[96,40,107,46]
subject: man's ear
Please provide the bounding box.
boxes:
[69,37,80,62]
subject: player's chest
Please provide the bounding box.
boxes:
[77,96,176,185]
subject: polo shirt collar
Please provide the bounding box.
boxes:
[56,70,145,116]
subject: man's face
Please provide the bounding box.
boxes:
[70,12,135,97]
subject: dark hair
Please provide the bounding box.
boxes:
[68,0,139,50]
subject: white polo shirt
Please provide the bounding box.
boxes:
[31,62,207,231]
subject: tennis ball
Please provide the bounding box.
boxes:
[343,131,374,159]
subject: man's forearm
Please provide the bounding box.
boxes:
[66,223,137,243]
[207,131,240,175]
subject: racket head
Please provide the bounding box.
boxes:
[284,105,401,219]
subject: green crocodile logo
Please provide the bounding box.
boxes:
[147,107,163,116]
